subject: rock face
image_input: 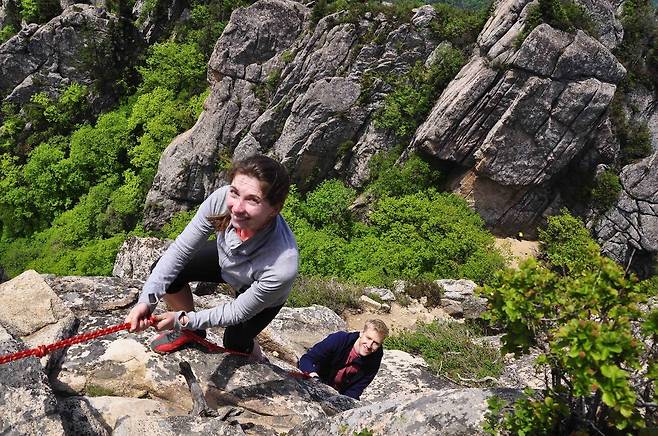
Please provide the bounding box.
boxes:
[143,0,443,229]
[594,153,658,276]
[112,236,172,280]
[410,0,625,236]
[0,4,142,112]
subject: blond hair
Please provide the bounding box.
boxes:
[364,319,389,338]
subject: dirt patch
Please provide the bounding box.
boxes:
[344,301,453,334]
[495,237,539,269]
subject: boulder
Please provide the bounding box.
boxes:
[0,270,77,371]
[363,287,395,302]
[0,325,66,435]
[362,349,457,403]
[112,236,172,280]
[263,305,346,362]
[44,274,143,315]
[288,388,521,436]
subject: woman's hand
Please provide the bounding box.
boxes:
[152,312,178,331]
[125,303,152,332]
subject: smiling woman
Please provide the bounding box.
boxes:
[124,154,298,361]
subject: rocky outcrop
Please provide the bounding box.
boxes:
[0,325,66,435]
[0,4,142,112]
[112,236,172,280]
[0,264,540,434]
[288,388,521,436]
[143,0,443,229]
[0,270,77,371]
[594,153,658,276]
[410,0,626,236]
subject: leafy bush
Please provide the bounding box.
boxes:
[431,1,492,47]
[19,0,61,24]
[0,25,17,44]
[387,321,503,382]
[537,211,600,275]
[137,42,207,96]
[481,212,658,433]
[367,152,444,199]
[174,0,249,58]
[590,169,622,212]
[404,279,443,308]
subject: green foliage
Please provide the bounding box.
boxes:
[287,275,362,314]
[386,321,503,382]
[615,0,658,89]
[300,179,356,232]
[137,42,207,96]
[4,83,91,155]
[590,169,622,212]
[481,211,656,433]
[374,47,465,139]
[160,208,198,239]
[609,92,653,164]
[283,167,504,286]
[253,68,281,107]
[537,211,600,275]
[173,0,250,58]
[85,384,117,397]
[0,40,208,274]
[367,152,443,199]
[0,24,17,44]
[518,0,596,45]
[431,1,492,47]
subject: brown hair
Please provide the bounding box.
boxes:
[364,319,389,338]
[208,154,291,232]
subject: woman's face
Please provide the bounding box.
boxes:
[227,173,279,233]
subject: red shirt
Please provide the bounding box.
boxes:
[333,347,360,390]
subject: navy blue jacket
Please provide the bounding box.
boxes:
[298,331,383,400]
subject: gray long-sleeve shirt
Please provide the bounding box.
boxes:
[137,186,299,330]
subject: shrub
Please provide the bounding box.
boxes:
[367,152,444,199]
[287,275,362,315]
[482,256,653,433]
[538,210,601,275]
[0,25,17,44]
[137,42,207,96]
[404,279,443,308]
[386,321,503,382]
[590,169,622,212]
[518,0,596,45]
[481,215,658,433]
[374,47,465,139]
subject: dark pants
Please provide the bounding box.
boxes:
[154,240,284,354]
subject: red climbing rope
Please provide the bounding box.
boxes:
[0,317,311,379]
[0,316,156,365]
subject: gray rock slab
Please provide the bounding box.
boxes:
[0,325,66,435]
[288,388,521,436]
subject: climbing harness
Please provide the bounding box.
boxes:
[0,316,312,379]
